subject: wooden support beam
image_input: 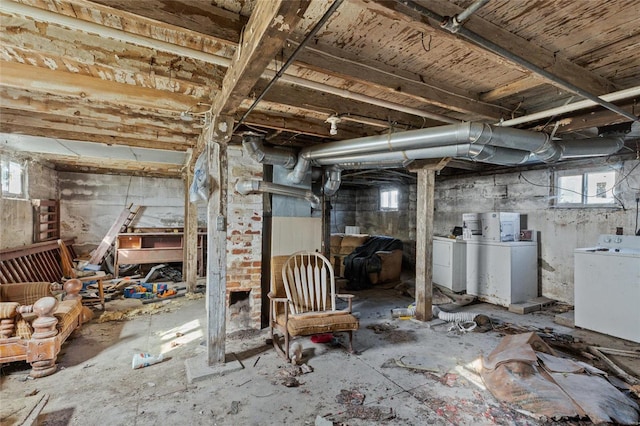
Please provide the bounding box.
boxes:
[0,87,199,137]
[409,158,447,322]
[288,45,504,119]
[43,155,183,177]
[183,162,198,293]
[0,109,196,149]
[202,0,309,366]
[413,167,435,322]
[209,0,310,116]
[206,116,233,365]
[87,0,246,46]
[0,61,200,113]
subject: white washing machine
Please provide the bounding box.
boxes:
[574,235,640,343]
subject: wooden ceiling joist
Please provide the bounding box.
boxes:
[210,0,311,117]
[0,108,196,150]
[0,61,203,113]
[368,0,617,99]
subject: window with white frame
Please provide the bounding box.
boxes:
[380,188,399,211]
[1,158,27,199]
[555,167,617,207]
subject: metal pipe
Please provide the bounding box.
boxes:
[315,143,531,167]
[497,86,640,127]
[400,0,639,123]
[287,122,552,181]
[323,166,342,196]
[235,179,320,209]
[441,0,490,33]
[234,0,345,131]
[556,137,625,159]
[242,133,297,169]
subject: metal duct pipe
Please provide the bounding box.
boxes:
[556,137,625,159]
[401,0,639,124]
[315,143,531,167]
[289,124,623,178]
[235,179,320,209]
[288,122,549,182]
[323,166,342,196]
[242,133,297,169]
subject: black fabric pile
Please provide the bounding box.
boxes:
[344,236,403,290]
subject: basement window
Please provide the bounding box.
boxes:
[554,167,617,207]
[380,188,399,211]
[1,158,27,199]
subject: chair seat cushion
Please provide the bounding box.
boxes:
[278,312,359,336]
[0,282,52,306]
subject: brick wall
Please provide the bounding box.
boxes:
[226,145,263,331]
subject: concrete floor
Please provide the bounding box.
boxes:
[2,287,639,426]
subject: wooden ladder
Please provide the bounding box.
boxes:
[88,205,140,266]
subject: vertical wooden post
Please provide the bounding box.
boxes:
[183,164,198,293]
[414,168,435,322]
[206,116,233,365]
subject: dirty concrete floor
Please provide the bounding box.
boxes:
[2,287,639,426]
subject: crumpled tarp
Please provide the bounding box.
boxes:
[480,332,639,424]
[344,236,402,290]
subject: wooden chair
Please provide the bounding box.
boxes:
[269,252,359,362]
[58,239,107,310]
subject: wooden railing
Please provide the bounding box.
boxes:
[0,238,76,284]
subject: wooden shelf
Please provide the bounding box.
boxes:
[114,231,206,278]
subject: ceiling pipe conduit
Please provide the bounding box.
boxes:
[287,122,551,182]
[314,143,531,167]
[284,123,624,180]
[235,179,320,209]
[323,166,342,196]
[242,133,297,169]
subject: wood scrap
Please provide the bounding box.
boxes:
[588,346,640,386]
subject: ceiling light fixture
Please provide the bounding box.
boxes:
[326,115,341,136]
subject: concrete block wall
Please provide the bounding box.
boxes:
[330,159,639,304]
[328,189,357,234]
[0,152,58,249]
[58,172,206,254]
[331,185,413,240]
[434,159,640,303]
[226,145,263,331]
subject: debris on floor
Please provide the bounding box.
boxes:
[282,377,300,387]
[366,322,416,343]
[131,352,164,369]
[97,299,182,323]
[335,389,365,405]
[479,332,640,424]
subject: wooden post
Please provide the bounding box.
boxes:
[410,158,449,322]
[415,169,435,321]
[183,163,198,293]
[206,116,233,365]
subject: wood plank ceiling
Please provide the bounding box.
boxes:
[0,0,638,177]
